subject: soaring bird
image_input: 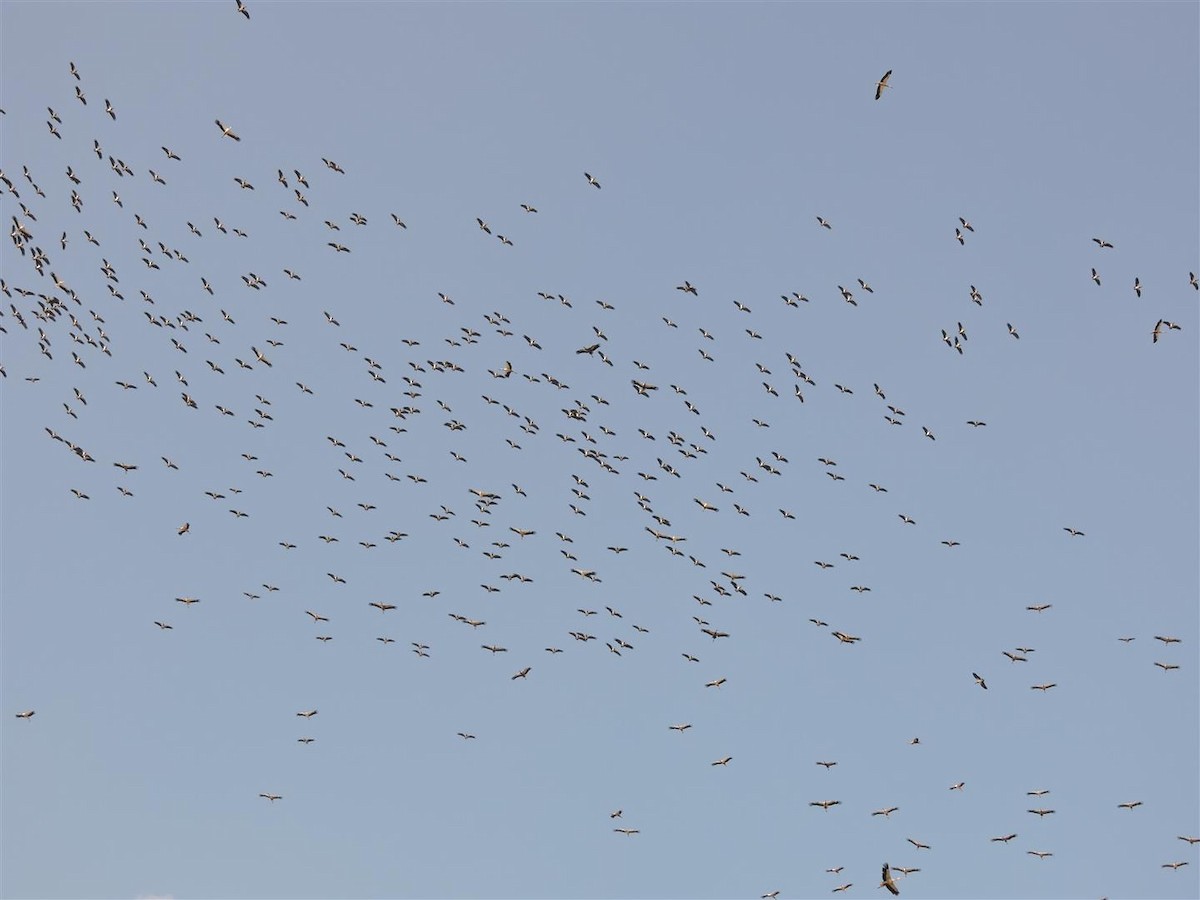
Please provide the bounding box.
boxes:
[584,172,601,189]
[15,710,35,719]
[215,119,241,141]
[259,793,282,802]
[236,0,250,18]
[880,863,900,896]
[875,69,893,99]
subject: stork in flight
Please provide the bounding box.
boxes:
[880,862,900,896]
[875,69,893,100]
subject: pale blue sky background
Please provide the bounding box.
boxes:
[2,3,1197,899]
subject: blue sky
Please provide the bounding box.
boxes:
[2,3,1197,899]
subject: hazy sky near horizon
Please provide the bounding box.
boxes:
[2,3,1197,899]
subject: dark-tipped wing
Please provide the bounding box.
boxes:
[881,863,900,896]
[875,69,892,100]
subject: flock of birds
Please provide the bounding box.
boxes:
[3,5,1197,897]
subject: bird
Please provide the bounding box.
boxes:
[215,119,241,141]
[973,672,988,690]
[584,172,601,189]
[15,710,35,719]
[880,863,900,896]
[258,793,282,802]
[875,69,893,99]
[511,667,531,680]
[907,838,930,850]
[177,522,190,535]
[1092,237,1114,248]
[991,833,1018,843]
[1162,861,1190,870]
[236,0,250,18]
[712,757,733,766]
[810,799,840,809]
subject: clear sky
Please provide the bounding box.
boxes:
[2,3,1197,899]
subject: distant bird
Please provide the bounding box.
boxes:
[259,793,282,802]
[810,799,840,809]
[1117,801,1143,810]
[973,672,988,690]
[875,69,893,100]
[991,833,1018,843]
[1027,851,1053,860]
[15,710,35,719]
[1063,527,1085,537]
[215,119,241,141]
[907,838,930,850]
[1162,861,1189,870]
[236,0,250,18]
[1092,237,1114,248]
[177,522,190,535]
[584,172,601,189]
[712,756,733,766]
[511,667,531,680]
[880,863,900,896]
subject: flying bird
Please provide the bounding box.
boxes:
[875,69,893,99]
[880,863,900,896]
[215,119,241,141]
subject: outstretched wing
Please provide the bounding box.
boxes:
[875,69,892,100]
[882,863,900,896]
